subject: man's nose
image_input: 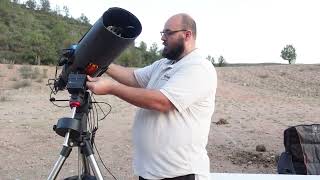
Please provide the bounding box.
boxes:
[161,35,167,41]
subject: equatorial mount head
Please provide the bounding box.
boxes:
[53,73,91,139]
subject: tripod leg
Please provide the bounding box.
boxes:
[82,140,104,180]
[87,155,103,180]
[47,146,72,180]
[80,149,91,174]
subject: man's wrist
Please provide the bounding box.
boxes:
[106,63,114,75]
[109,81,121,95]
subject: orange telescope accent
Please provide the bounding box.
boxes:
[85,63,99,75]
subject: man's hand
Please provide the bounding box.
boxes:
[86,75,117,95]
[87,75,174,112]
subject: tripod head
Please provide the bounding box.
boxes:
[53,73,91,140]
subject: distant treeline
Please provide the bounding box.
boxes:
[0,0,161,67]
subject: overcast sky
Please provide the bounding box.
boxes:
[32,0,320,64]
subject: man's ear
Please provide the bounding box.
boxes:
[185,30,192,40]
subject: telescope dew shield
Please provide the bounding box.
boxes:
[55,7,142,90]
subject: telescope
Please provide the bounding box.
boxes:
[54,7,142,92]
[47,7,141,180]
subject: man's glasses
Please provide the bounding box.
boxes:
[160,29,187,37]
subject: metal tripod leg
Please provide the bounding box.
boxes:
[48,102,104,179]
[47,132,72,180]
[82,140,104,180]
[87,154,103,180]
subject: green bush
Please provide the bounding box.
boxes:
[19,65,33,79]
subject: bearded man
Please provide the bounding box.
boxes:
[87,13,217,180]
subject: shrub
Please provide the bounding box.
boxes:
[19,65,33,79]
[42,68,48,78]
[258,74,269,79]
[35,78,43,83]
[31,67,40,79]
[9,77,17,81]
[7,63,14,69]
[0,91,9,102]
[0,96,8,102]
[12,81,31,89]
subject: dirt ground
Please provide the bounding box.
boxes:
[0,63,319,180]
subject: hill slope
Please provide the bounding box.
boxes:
[0,0,91,65]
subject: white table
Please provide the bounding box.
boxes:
[210,173,319,180]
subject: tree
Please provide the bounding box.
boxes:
[63,6,70,17]
[26,32,54,65]
[138,41,147,51]
[116,45,143,67]
[53,5,61,15]
[25,0,37,10]
[281,44,296,64]
[206,55,215,66]
[147,43,161,64]
[78,13,90,24]
[218,55,226,67]
[12,0,20,4]
[39,0,50,12]
[2,0,10,4]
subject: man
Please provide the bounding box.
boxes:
[87,13,217,180]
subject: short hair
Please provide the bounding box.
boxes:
[180,14,197,39]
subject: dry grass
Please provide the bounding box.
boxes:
[7,63,14,69]
[42,68,48,78]
[0,90,9,102]
[12,80,31,89]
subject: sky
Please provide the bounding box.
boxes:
[31,0,320,64]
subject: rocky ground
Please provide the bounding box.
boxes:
[0,63,319,179]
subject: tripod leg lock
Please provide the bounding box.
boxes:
[60,146,72,158]
[82,140,94,157]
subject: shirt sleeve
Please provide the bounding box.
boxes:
[160,64,217,112]
[133,60,160,88]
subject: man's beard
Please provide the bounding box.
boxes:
[162,38,185,60]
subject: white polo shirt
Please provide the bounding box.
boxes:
[133,49,217,179]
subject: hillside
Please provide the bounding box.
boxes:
[217,64,319,97]
[0,63,319,179]
[0,0,91,65]
[0,1,163,68]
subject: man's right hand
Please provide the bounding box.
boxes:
[86,76,118,95]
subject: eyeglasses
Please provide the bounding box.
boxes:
[160,29,187,37]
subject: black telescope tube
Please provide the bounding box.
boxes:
[55,7,142,91]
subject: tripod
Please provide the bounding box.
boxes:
[48,74,104,180]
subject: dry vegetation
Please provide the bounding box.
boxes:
[0,63,319,179]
